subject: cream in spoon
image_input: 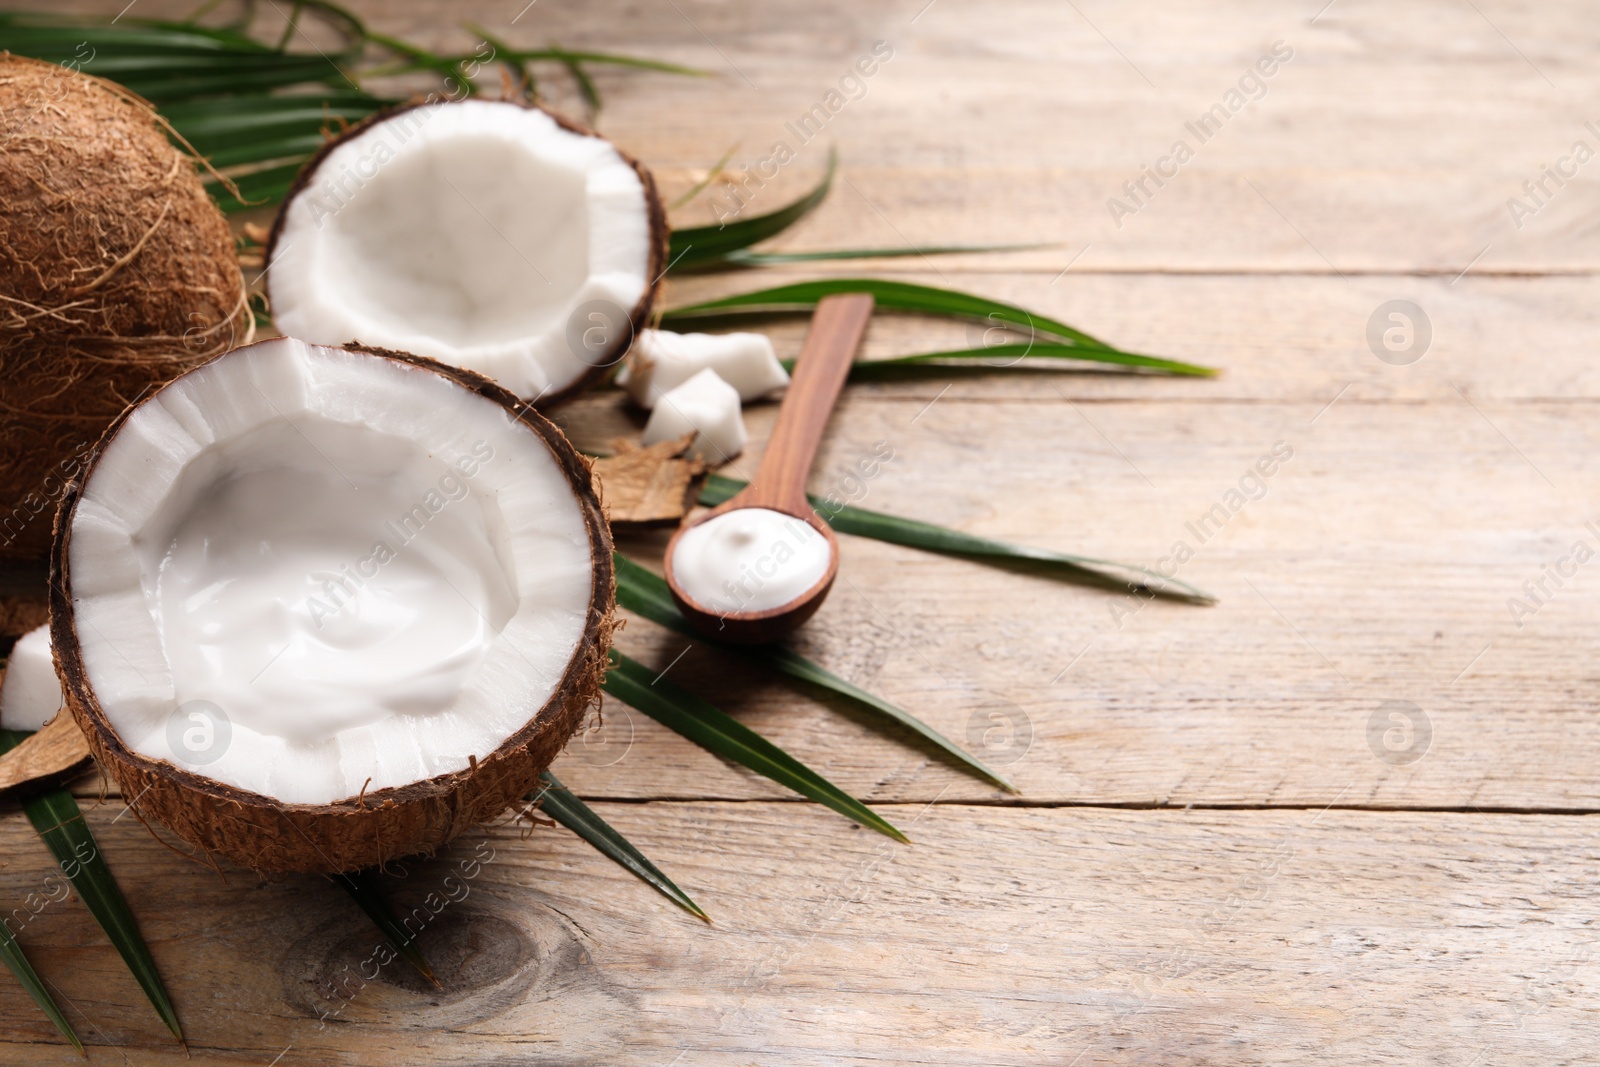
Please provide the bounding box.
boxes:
[669,507,832,614]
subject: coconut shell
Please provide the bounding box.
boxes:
[265,98,668,407]
[49,342,615,874]
[0,54,249,562]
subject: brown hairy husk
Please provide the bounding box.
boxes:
[49,341,614,874]
[0,54,250,561]
[264,98,667,407]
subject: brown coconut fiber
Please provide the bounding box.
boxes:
[0,54,249,561]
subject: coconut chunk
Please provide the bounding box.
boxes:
[268,101,664,406]
[57,338,613,841]
[618,329,789,408]
[641,369,747,461]
[0,625,64,732]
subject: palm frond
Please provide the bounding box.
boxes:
[697,475,1215,603]
[605,651,907,841]
[534,772,708,922]
[0,729,180,1043]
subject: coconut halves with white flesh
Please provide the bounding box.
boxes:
[266,100,667,405]
[49,338,614,873]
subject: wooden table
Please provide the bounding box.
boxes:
[5,0,1600,1062]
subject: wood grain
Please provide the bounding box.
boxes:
[3,0,1598,1061]
[0,803,1595,1066]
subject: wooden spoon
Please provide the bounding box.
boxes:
[664,292,874,644]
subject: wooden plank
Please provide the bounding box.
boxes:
[311,0,1600,273]
[32,0,1600,274]
[0,802,1595,1065]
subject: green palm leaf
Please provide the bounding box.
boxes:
[464,23,535,99]
[662,278,1216,376]
[604,651,907,841]
[548,45,600,115]
[697,474,1215,603]
[721,242,1052,266]
[0,5,700,217]
[796,341,1212,379]
[668,142,740,209]
[0,729,180,1043]
[0,15,276,56]
[0,907,81,1054]
[494,49,706,76]
[533,771,708,922]
[668,148,837,269]
[112,62,359,103]
[207,159,306,211]
[612,554,1016,791]
[162,92,388,162]
[331,871,441,989]
[0,31,360,101]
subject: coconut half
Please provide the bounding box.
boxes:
[266,100,666,406]
[50,337,614,873]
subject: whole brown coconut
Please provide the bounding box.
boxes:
[49,339,614,874]
[0,54,249,561]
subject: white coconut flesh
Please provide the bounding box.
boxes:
[0,625,65,732]
[66,338,596,805]
[618,329,790,408]
[642,367,748,460]
[269,101,652,400]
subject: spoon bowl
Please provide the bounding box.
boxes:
[664,507,840,644]
[664,293,874,644]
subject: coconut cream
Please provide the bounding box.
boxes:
[670,507,831,614]
[140,417,512,749]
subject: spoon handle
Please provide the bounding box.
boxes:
[747,293,875,514]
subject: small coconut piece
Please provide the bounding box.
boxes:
[267,99,666,406]
[0,624,92,799]
[618,329,789,408]
[50,337,615,873]
[0,55,250,562]
[0,593,50,654]
[642,369,747,462]
[0,625,65,732]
